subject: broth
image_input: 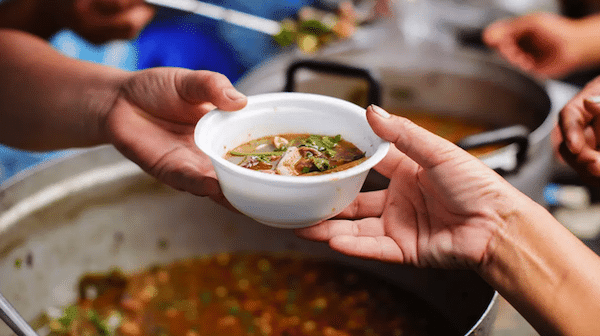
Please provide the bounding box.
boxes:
[43,253,460,336]
[224,134,366,176]
[391,110,501,157]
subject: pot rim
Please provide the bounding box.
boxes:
[0,146,500,336]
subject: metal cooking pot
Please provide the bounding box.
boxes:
[234,29,578,204]
[0,146,498,335]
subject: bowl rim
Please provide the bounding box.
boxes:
[195,92,390,185]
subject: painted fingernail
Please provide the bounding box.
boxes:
[587,95,600,103]
[369,104,391,119]
[225,88,246,101]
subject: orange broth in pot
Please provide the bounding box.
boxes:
[389,110,502,157]
[44,253,460,336]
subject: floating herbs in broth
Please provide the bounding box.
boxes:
[225,134,366,176]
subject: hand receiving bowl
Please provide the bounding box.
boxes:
[194,92,390,228]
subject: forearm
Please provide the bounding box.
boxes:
[480,193,600,336]
[0,29,128,150]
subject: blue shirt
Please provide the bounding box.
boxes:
[135,0,315,82]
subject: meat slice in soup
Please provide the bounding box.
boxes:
[225,134,366,176]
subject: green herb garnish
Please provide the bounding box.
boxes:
[311,157,334,171]
[300,134,342,157]
[229,151,284,157]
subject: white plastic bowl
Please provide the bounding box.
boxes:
[194,92,390,228]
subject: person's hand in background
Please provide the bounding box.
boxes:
[483,12,600,79]
[0,30,247,208]
[555,75,600,187]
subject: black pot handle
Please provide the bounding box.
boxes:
[457,125,530,175]
[284,60,382,107]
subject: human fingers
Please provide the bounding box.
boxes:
[122,69,247,124]
[582,97,600,143]
[176,71,247,112]
[558,138,600,191]
[482,19,512,48]
[295,217,385,242]
[334,190,388,219]
[295,218,404,262]
[371,144,411,179]
[106,98,223,198]
[482,18,542,72]
[559,98,596,154]
[329,235,404,263]
[149,143,239,211]
[488,30,537,72]
[366,105,469,169]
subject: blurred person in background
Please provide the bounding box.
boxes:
[134,0,390,83]
[0,0,157,183]
[0,0,387,184]
[482,3,600,188]
[483,11,600,83]
[0,0,155,43]
[0,0,250,207]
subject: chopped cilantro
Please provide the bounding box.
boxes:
[311,157,333,171]
[254,155,272,163]
[300,134,342,157]
[229,151,284,157]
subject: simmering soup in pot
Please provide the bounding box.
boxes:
[390,110,501,157]
[224,134,366,176]
[42,253,459,336]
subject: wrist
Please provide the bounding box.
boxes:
[85,67,131,146]
[477,193,556,288]
[477,187,600,335]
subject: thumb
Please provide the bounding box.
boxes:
[482,19,510,48]
[366,105,471,169]
[177,70,248,112]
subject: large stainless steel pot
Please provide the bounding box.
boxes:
[234,30,578,205]
[0,146,498,335]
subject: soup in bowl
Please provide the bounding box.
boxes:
[194,92,390,228]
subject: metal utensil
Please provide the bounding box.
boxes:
[144,0,282,35]
[0,292,38,336]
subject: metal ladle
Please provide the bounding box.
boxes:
[144,0,380,36]
[0,292,38,336]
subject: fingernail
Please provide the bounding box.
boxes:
[225,88,246,101]
[369,104,391,119]
[586,95,600,103]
